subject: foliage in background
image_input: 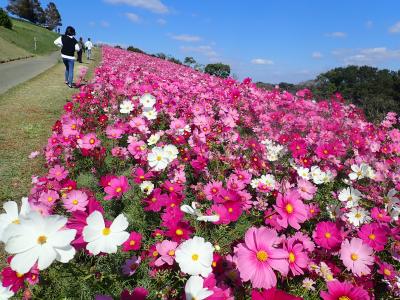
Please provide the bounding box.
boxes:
[0,8,12,29]
[205,62,231,78]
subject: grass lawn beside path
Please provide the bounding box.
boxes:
[0,48,101,203]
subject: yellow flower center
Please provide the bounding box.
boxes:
[168,250,175,256]
[116,187,122,193]
[338,297,351,300]
[152,251,159,257]
[12,219,20,224]
[37,235,47,245]
[156,155,162,161]
[368,234,376,240]
[47,196,53,202]
[289,252,295,263]
[355,213,362,218]
[72,199,78,205]
[129,240,136,246]
[351,253,358,261]
[151,197,157,203]
[384,268,391,276]
[192,254,199,261]
[256,250,268,262]
[228,207,233,213]
[89,138,95,144]
[285,203,294,214]
[325,232,331,238]
[16,272,24,278]
[102,227,111,236]
[175,229,183,236]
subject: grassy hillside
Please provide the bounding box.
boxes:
[0,18,59,62]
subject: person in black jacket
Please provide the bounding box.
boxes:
[77,37,84,63]
[54,26,80,88]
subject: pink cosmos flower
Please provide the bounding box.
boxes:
[154,240,178,266]
[209,204,230,225]
[106,125,124,139]
[370,207,391,223]
[234,226,289,289]
[48,164,69,181]
[289,140,307,158]
[315,143,333,159]
[38,190,59,207]
[132,168,153,184]
[120,287,149,300]
[320,280,370,300]
[143,188,168,212]
[127,140,147,159]
[313,221,343,250]
[274,190,307,230]
[377,261,396,280]
[340,238,374,276]
[297,179,316,201]
[78,133,101,150]
[358,223,387,251]
[223,201,242,222]
[252,287,302,300]
[104,176,130,200]
[203,181,224,200]
[283,238,309,276]
[122,231,142,251]
[63,190,89,212]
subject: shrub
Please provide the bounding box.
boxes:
[0,8,12,29]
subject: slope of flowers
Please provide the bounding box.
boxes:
[1,46,400,299]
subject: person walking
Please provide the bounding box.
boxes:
[85,38,93,60]
[77,37,84,63]
[54,26,80,88]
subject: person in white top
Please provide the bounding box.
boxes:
[85,38,93,60]
[54,26,80,88]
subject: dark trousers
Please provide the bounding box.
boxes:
[77,50,83,63]
[62,58,74,85]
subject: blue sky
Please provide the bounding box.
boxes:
[2,0,400,83]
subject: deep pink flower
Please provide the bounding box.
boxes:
[132,168,153,184]
[204,181,223,200]
[164,221,193,242]
[315,143,333,159]
[122,231,142,251]
[104,176,130,200]
[120,287,148,300]
[289,140,307,158]
[1,266,25,292]
[143,188,168,212]
[208,204,230,225]
[274,190,307,230]
[358,223,387,251]
[223,201,242,222]
[234,226,289,289]
[377,261,396,280]
[340,238,374,276]
[154,240,178,266]
[313,221,343,250]
[320,280,370,300]
[370,207,391,223]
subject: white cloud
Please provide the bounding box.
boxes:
[325,31,347,38]
[311,51,323,59]
[104,0,168,14]
[172,34,201,42]
[180,45,218,59]
[389,21,400,33]
[335,47,400,65]
[157,18,166,25]
[250,58,274,65]
[365,20,373,29]
[125,12,141,23]
[89,21,96,27]
[100,21,110,28]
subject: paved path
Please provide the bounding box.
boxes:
[0,51,60,94]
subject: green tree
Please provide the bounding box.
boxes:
[167,55,182,65]
[204,63,230,78]
[127,45,145,54]
[44,2,61,30]
[155,53,166,60]
[7,0,35,22]
[0,7,12,29]
[32,0,45,24]
[184,56,196,66]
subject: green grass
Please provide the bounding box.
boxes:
[0,18,59,61]
[0,48,101,203]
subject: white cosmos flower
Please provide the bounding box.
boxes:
[346,207,371,227]
[386,189,400,221]
[250,178,260,189]
[119,100,134,114]
[180,202,220,223]
[338,187,362,208]
[259,174,276,189]
[0,198,30,242]
[310,166,325,185]
[139,93,156,108]
[147,133,160,146]
[297,167,310,180]
[83,211,129,255]
[140,181,154,195]
[175,236,214,277]
[0,284,14,299]
[184,276,213,300]
[5,212,76,274]
[164,144,179,162]
[142,108,158,120]
[147,147,169,171]
[349,163,368,181]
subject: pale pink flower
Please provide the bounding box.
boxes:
[340,238,374,276]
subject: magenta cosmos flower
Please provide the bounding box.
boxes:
[104,176,130,200]
[78,133,101,150]
[340,238,374,276]
[320,280,370,300]
[63,190,89,212]
[313,221,343,250]
[274,190,307,230]
[358,223,387,251]
[234,226,289,289]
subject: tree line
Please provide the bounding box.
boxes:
[5,0,61,30]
